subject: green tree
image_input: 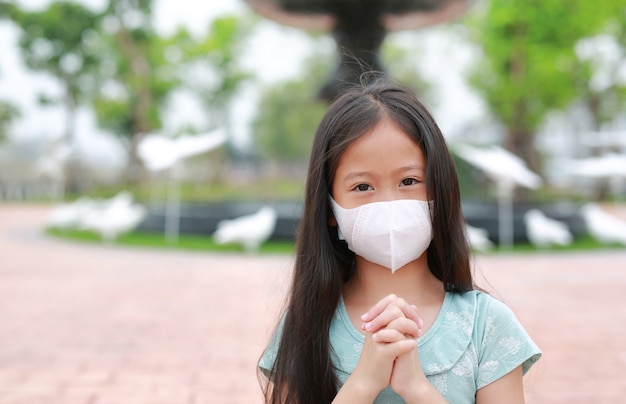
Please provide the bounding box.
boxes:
[252,31,435,169]
[151,15,255,187]
[8,1,101,140]
[93,7,254,184]
[7,1,102,191]
[574,4,626,130]
[252,47,331,168]
[0,101,20,142]
[93,0,179,182]
[176,15,255,130]
[465,0,614,174]
[382,35,433,106]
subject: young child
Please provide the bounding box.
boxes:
[259,78,541,403]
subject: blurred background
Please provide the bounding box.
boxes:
[1,0,625,247]
[0,0,625,251]
[1,1,626,403]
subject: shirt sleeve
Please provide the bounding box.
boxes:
[475,295,542,389]
[259,315,285,377]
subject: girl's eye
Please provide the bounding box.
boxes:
[354,183,372,192]
[400,178,419,187]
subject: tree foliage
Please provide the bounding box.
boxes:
[179,15,255,129]
[252,31,435,167]
[94,0,176,137]
[7,1,102,142]
[90,0,192,185]
[92,8,255,180]
[0,100,20,142]
[6,1,104,192]
[573,4,626,130]
[465,0,617,173]
[5,0,255,187]
[382,35,433,106]
[252,46,330,166]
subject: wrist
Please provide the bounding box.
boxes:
[333,375,381,403]
[400,384,425,404]
[400,381,448,404]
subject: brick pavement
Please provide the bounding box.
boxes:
[0,204,625,403]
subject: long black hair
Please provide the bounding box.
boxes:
[260,77,473,403]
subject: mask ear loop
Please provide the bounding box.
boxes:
[328,197,347,240]
[327,196,338,227]
[427,200,435,222]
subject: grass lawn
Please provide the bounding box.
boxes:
[46,227,296,254]
[487,235,625,254]
[46,228,624,255]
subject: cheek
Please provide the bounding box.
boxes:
[418,185,429,201]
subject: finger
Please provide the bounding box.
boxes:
[360,294,399,322]
[361,295,416,324]
[386,317,421,339]
[385,338,418,357]
[362,300,420,332]
[372,328,406,343]
[363,303,404,332]
[411,305,425,329]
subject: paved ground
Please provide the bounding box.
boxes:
[0,204,625,403]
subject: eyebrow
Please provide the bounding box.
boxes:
[396,164,425,173]
[341,165,425,182]
[341,171,372,182]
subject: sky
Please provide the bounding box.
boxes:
[0,0,484,169]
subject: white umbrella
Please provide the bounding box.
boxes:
[564,153,626,198]
[566,153,626,178]
[138,128,228,172]
[137,128,228,243]
[453,144,543,249]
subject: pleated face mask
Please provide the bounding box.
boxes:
[330,197,433,273]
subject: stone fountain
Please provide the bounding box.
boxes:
[244,0,473,101]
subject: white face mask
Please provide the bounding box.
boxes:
[329,197,433,273]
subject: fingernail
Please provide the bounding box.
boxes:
[418,318,424,328]
[360,313,368,320]
[365,322,374,331]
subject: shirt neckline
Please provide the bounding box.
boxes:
[337,292,451,347]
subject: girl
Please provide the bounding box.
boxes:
[259,78,541,403]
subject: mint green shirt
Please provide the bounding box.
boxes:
[260,290,541,403]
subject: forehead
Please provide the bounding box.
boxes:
[337,119,424,167]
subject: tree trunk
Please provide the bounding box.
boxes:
[504,128,541,201]
[63,82,79,196]
[115,24,153,188]
[505,128,541,175]
[504,23,543,189]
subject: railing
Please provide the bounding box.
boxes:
[0,181,64,202]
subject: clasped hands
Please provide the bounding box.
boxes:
[352,294,428,401]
